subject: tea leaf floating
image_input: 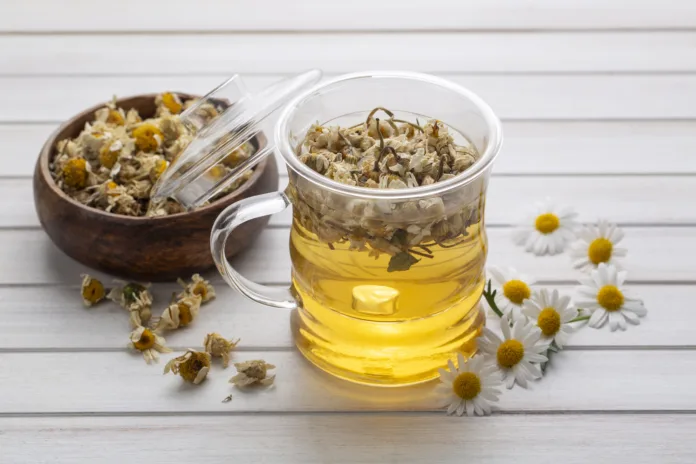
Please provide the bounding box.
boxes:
[387,251,420,272]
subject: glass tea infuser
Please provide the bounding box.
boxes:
[152,70,503,386]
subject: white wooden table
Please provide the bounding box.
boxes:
[2,1,696,462]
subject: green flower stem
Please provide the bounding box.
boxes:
[569,315,591,323]
[482,279,505,319]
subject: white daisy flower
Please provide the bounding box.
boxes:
[435,353,502,417]
[522,288,577,349]
[128,326,171,364]
[513,199,578,256]
[488,266,536,321]
[570,220,627,273]
[575,263,647,331]
[478,318,548,389]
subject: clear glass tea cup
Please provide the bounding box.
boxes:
[211,71,503,386]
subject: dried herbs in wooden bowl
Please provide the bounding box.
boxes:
[33,93,279,281]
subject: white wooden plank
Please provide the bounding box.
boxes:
[1,414,694,464]
[14,176,696,228]
[5,226,694,285]
[0,283,685,350]
[3,75,696,123]
[6,121,696,177]
[3,0,696,31]
[0,350,693,412]
[3,33,695,74]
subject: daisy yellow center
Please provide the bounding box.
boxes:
[134,329,156,351]
[503,280,531,305]
[452,372,481,400]
[497,339,524,368]
[538,307,561,336]
[535,213,560,234]
[588,238,613,265]
[597,285,624,312]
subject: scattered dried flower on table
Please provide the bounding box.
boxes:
[513,199,578,256]
[477,319,548,389]
[107,281,153,328]
[436,353,502,417]
[164,349,211,384]
[50,94,256,217]
[128,326,171,364]
[522,288,577,349]
[177,274,216,303]
[153,294,202,332]
[80,274,106,307]
[487,266,536,322]
[204,333,239,368]
[230,360,276,387]
[570,220,627,273]
[575,263,647,331]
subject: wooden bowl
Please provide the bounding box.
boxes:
[33,94,279,281]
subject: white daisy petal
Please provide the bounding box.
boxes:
[622,310,641,325]
[589,309,609,328]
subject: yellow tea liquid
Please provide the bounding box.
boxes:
[290,215,487,386]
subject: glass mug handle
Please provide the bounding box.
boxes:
[210,191,298,310]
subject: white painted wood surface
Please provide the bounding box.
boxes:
[1,1,694,462]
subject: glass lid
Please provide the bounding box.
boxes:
[150,69,322,209]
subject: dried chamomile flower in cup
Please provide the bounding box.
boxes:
[164,349,211,384]
[230,360,276,387]
[177,274,216,303]
[204,333,240,368]
[108,281,153,327]
[80,274,106,307]
[291,107,482,272]
[128,326,171,364]
[153,294,202,332]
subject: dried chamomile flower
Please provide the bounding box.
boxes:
[149,158,168,182]
[108,281,153,327]
[98,139,123,169]
[157,92,183,115]
[204,333,239,368]
[129,326,171,364]
[77,122,113,157]
[290,107,483,271]
[51,93,256,218]
[80,274,106,307]
[132,123,163,152]
[164,349,211,384]
[229,360,276,387]
[154,294,202,331]
[61,158,90,189]
[177,274,216,303]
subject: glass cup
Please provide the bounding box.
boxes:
[211,71,503,386]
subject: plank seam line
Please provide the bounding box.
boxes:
[5,71,696,78]
[0,280,692,288]
[0,346,693,354]
[2,224,696,232]
[11,173,696,181]
[7,118,696,125]
[0,410,695,419]
[2,28,696,36]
